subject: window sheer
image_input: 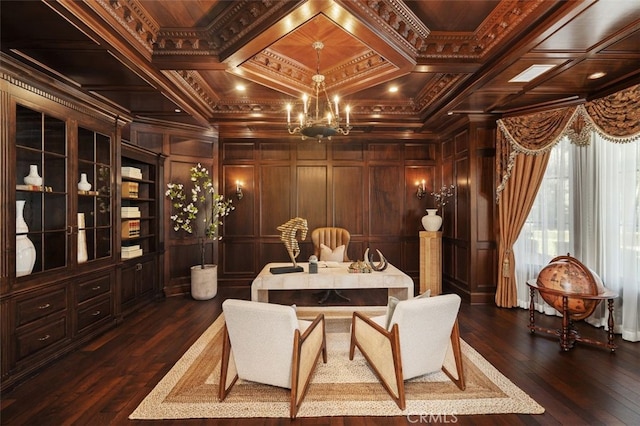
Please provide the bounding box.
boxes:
[514,133,640,342]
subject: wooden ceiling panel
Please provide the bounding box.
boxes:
[599,29,640,54]
[137,0,221,28]
[533,1,640,52]
[268,14,370,73]
[199,70,288,101]
[2,0,639,134]
[406,0,501,32]
[532,58,640,93]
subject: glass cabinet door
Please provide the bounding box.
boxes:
[14,105,114,278]
[15,105,68,276]
[77,127,112,263]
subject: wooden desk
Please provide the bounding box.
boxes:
[527,280,618,352]
[251,262,414,303]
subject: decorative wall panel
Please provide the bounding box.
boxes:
[223,165,254,237]
[333,166,364,234]
[169,135,214,157]
[297,166,327,229]
[297,141,327,161]
[260,166,291,236]
[369,165,403,236]
[261,143,290,160]
[223,143,255,161]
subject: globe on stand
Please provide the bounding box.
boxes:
[536,254,605,320]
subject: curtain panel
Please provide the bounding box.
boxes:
[494,83,640,308]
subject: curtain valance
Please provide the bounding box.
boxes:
[497,84,640,201]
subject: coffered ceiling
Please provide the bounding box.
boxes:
[2,0,639,138]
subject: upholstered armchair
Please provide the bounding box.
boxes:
[311,227,351,303]
[349,293,465,409]
[219,299,327,419]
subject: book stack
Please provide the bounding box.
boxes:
[121,166,142,180]
[121,206,140,218]
[121,219,141,239]
[122,181,139,198]
[121,244,143,259]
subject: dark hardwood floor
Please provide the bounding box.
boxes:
[2,287,639,425]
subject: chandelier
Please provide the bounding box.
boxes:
[286,41,351,140]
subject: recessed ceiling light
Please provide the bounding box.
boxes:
[174,108,181,113]
[388,86,398,93]
[588,71,606,80]
[509,64,556,83]
[236,84,246,91]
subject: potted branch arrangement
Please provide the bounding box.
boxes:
[166,163,234,300]
[422,184,455,232]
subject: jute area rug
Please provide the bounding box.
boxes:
[130,308,544,419]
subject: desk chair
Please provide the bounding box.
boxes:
[311,227,351,303]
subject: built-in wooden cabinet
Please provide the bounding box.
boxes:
[1,57,171,391]
[118,143,164,316]
[2,91,119,390]
[0,58,166,392]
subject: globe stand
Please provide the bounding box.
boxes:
[527,280,618,352]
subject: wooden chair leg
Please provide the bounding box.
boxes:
[442,320,465,390]
[218,325,239,401]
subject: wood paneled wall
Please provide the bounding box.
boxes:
[219,137,439,293]
[441,116,498,304]
[127,119,497,303]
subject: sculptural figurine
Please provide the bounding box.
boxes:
[271,217,308,273]
[363,248,389,271]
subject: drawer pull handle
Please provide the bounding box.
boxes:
[91,286,101,291]
[92,310,101,316]
[136,263,143,271]
[38,303,51,310]
[38,334,51,341]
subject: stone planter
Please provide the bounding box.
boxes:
[190,264,217,300]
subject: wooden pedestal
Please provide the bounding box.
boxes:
[419,231,442,295]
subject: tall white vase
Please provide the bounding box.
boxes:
[77,213,88,263]
[16,200,36,277]
[190,264,217,300]
[421,209,443,232]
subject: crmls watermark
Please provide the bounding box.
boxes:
[406,413,459,423]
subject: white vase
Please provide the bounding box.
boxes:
[78,173,92,191]
[77,213,88,263]
[16,200,36,277]
[421,209,443,232]
[24,164,42,186]
[190,264,217,300]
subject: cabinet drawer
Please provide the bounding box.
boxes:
[16,288,67,327]
[76,275,111,303]
[16,316,68,362]
[77,296,112,332]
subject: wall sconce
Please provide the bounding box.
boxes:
[235,180,244,200]
[416,179,426,199]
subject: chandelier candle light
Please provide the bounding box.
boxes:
[286,41,352,141]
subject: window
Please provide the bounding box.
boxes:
[514,133,640,342]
